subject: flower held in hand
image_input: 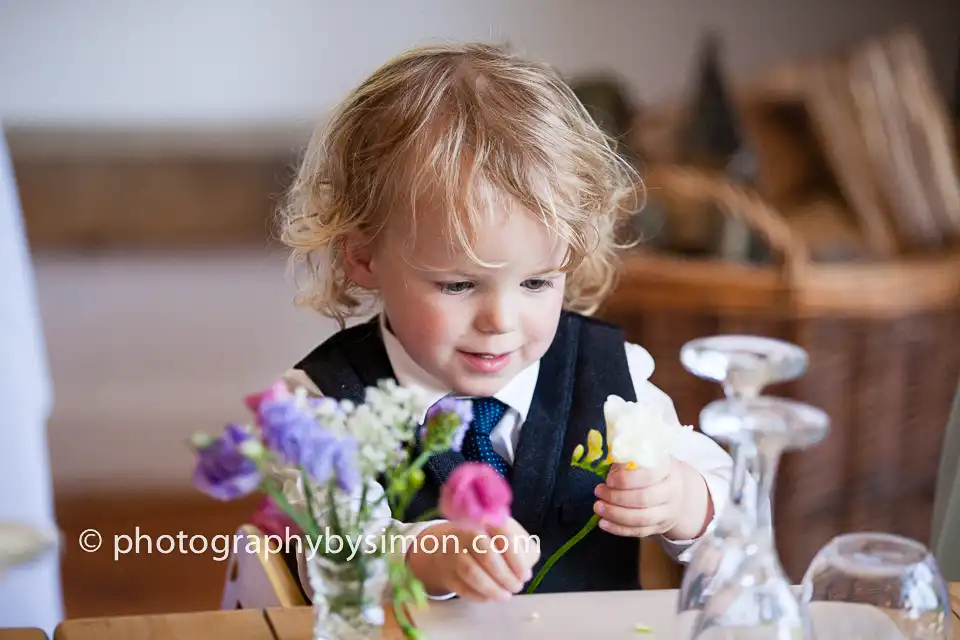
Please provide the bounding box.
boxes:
[438,462,512,531]
[528,395,691,593]
[603,394,691,469]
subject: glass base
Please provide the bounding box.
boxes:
[680,335,809,402]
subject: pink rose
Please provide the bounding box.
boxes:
[439,462,512,530]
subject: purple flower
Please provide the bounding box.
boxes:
[258,396,359,493]
[192,424,262,501]
[420,397,473,453]
[332,438,361,493]
[259,398,319,465]
[429,396,473,428]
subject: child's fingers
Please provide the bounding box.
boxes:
[594,482,669,508]
[472,536,525,593]
[497,518,540,578]
[452,553,513,602]
[500,545,534,585]
[596,518,664,539]
[593,501,669,530]
[605,463,670,489]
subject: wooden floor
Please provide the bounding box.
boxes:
[54,491,263,619]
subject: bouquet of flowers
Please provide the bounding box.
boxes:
[189,378,507,640]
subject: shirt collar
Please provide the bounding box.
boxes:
[378,314,538,423]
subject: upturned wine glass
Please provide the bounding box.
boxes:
[690,396,830,639]
[677,335,809,621]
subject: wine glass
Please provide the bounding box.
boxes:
[690,396,830,639]
[677,335,809,618]
[679,335,808,400]
[801,532,952,639]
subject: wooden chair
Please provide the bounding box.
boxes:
[640,537,685,590]
[221,525,682,610]
[219,524,307,610]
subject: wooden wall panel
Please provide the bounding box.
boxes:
[7,128,300,250]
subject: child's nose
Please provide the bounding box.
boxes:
[476,295,517,334]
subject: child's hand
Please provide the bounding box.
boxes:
[593,457,711,541]
[407,517,540,602]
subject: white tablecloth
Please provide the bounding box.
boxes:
[406,589,913,639]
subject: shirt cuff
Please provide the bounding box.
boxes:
[656,470,729,561]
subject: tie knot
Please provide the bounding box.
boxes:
[469,397,508,435]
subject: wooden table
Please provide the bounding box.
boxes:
[38,583,960,639]
[0,630,48,640]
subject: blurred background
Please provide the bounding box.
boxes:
[1,0,959,625]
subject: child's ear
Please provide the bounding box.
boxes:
[341,232,378,289]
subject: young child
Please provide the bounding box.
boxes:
[273,42,735,602]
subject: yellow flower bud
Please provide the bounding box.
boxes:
[585,429,604,463]
[571,444,584,464]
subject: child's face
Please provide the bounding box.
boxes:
[355,199,567,398]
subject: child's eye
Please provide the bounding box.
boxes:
[437,281,474,294]
[522,278,554,291]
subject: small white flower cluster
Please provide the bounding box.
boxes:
[303,380,431,478]
[603,394,693,469]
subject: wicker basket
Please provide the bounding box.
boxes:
[598,165,960,581]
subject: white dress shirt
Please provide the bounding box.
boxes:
[282,315,737,601]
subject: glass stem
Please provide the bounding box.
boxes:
[753,438,781,542]
[729,442,748,509]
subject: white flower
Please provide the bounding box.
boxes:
[329,380,430,478]
[602,394,692,469]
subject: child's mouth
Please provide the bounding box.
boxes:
[459,350,512,373]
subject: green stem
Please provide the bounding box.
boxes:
[388,450,433,517]
[393,600,423,640]
[300,468,319,528]
[525,514,600,594]
[326,481,342,535]
[262,483,321,541]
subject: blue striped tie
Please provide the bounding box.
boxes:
[462,397,510,476]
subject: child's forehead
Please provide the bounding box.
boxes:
[384,199,567,272]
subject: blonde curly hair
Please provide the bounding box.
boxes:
[278,42,642,328]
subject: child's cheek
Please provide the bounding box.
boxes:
[413,299,454,345]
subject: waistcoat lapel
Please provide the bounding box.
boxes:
[509,312,579,532]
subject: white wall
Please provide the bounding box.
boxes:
[34,249,353,494]
[2,0,958,139]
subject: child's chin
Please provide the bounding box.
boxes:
[448,370,514,398]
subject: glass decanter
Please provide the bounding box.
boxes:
[676,335,809,619]
[690,396,830,639]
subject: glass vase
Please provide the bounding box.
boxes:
[307,552,390,640]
